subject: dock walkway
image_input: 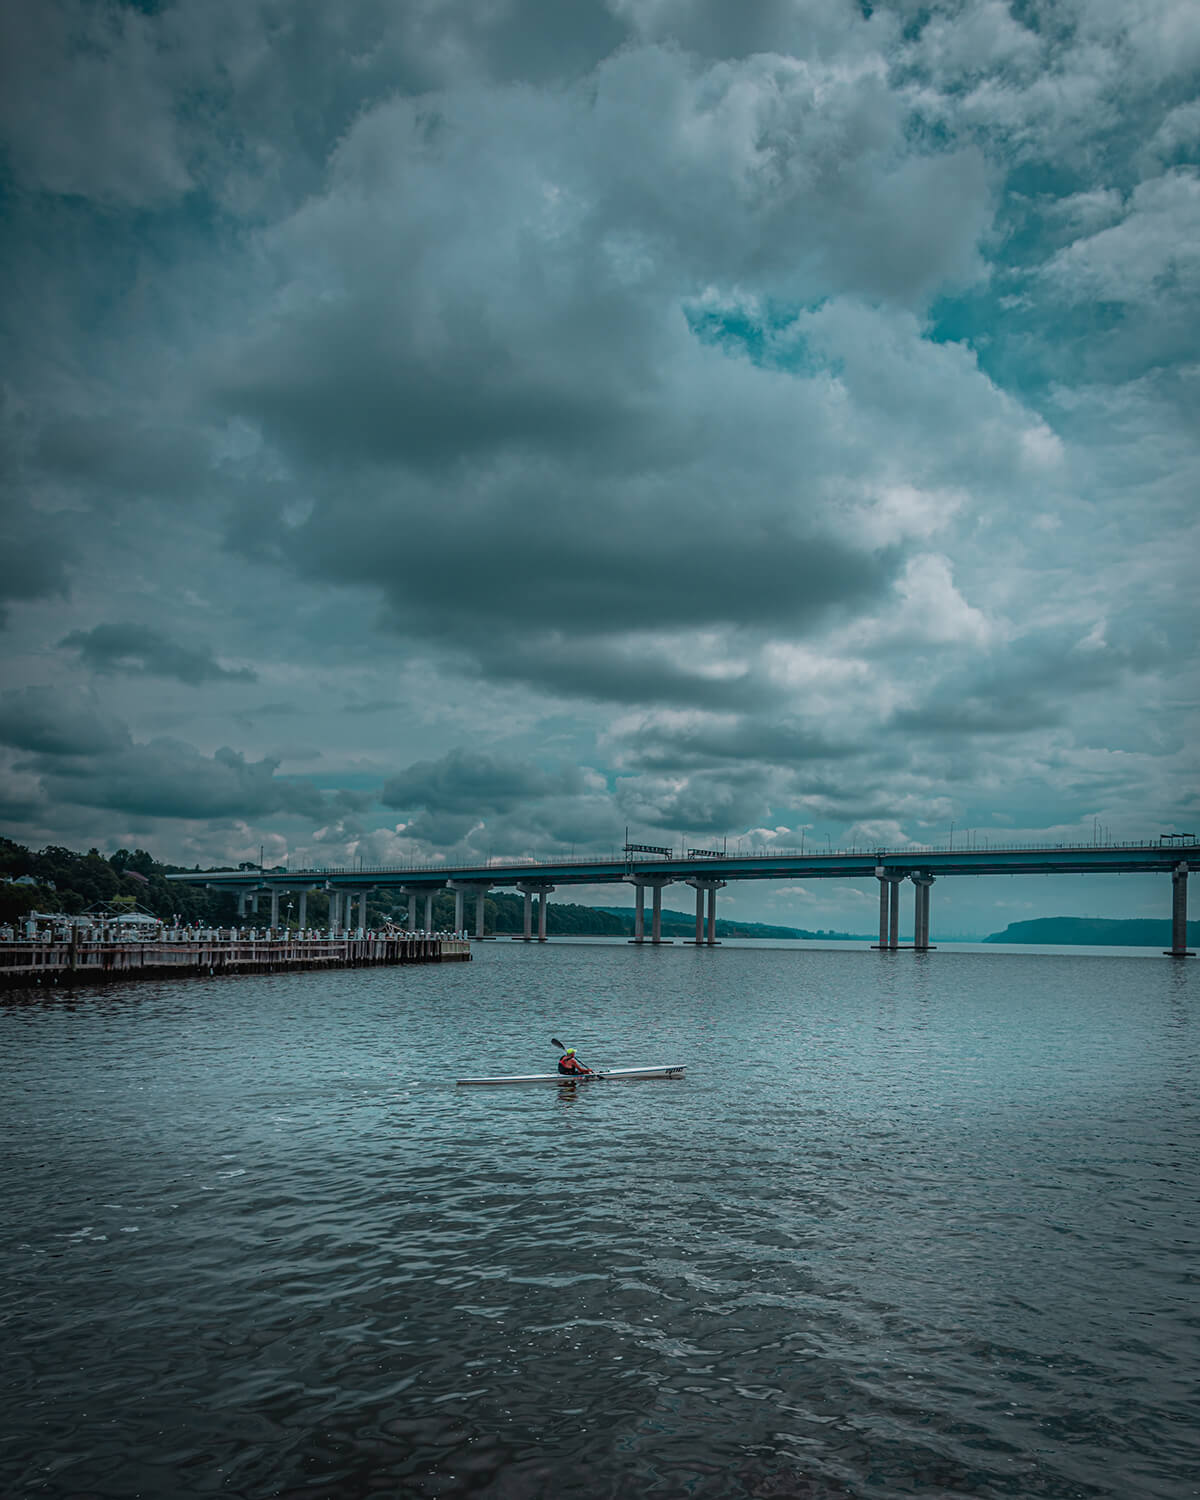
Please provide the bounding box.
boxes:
[0,933,471,986]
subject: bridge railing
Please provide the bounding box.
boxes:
[195,839,1199,880]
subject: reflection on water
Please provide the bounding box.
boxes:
[2,940,1197,1498]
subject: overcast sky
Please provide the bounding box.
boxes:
[1,0,1196,934]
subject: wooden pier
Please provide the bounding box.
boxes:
[0,933,472,987]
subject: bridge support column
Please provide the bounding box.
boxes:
[686,879,725,944]
[270,889,280,928]
[475,889,486,940]
[874,870,905,950]
[327,890,340,932]
[251,892,259,915]
[626,876,674,943]
[407,893,417,930]
[911,875,936,950]
[298,889,308,928]
[517,882,555,941]
[424,891,434,933]
[1167,863,1194,956]
[454,888,465,934]
[237,891,248,919]
[358,891,369,932]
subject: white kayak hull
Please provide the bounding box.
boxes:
[457,1064,685,1086]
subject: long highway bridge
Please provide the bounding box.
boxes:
[168,837,1197,957]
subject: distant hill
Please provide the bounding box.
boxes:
[984,917,1199,947]
[594,906,863,941]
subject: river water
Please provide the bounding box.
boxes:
[2,939,1197,1500]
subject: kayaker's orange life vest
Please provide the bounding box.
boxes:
[559,1054,586,1073]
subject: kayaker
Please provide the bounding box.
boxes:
[558,1047,593,1076]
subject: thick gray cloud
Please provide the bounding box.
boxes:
[59,623,257,684]
[382,748,584,817]
[0,692,354,827]
[0,686,131,757]
[617,714,844,770]
[376,747,612,854]
[0,529,72,627]
[28,741,325,821]
[617,765,775,835]
[6,734,357,824]
[204,33,1004,718]
[889,628,1171,739]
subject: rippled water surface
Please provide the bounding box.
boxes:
[2,940,1197,1499]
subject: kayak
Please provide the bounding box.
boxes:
[457,1064,685,1086]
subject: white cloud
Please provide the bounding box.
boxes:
[1039,170,1200,306]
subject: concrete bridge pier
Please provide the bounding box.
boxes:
[394,888,420,930]
[445,882,489,938]
[446,882,494,936]
[686,879,725,944]
[911,874,936,950]
[327,887,342,934]
[874,870,905,949]
[270,889,281,927]
[1167,862,1194,956]
[627,876,675,943]
[535,886,554,941]
[237,891,248,919]
[513,876,555,936]
[706,881,722,944]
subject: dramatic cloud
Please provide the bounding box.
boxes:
[0,693,354,829]
[382,748,585,817]
[0,686,131,757]
[0,0,1195,930]
[0,522,72,627]
[29,741,330,821]
[59,623,257,684]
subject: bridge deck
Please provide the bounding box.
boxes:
[166,841,1198,891]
